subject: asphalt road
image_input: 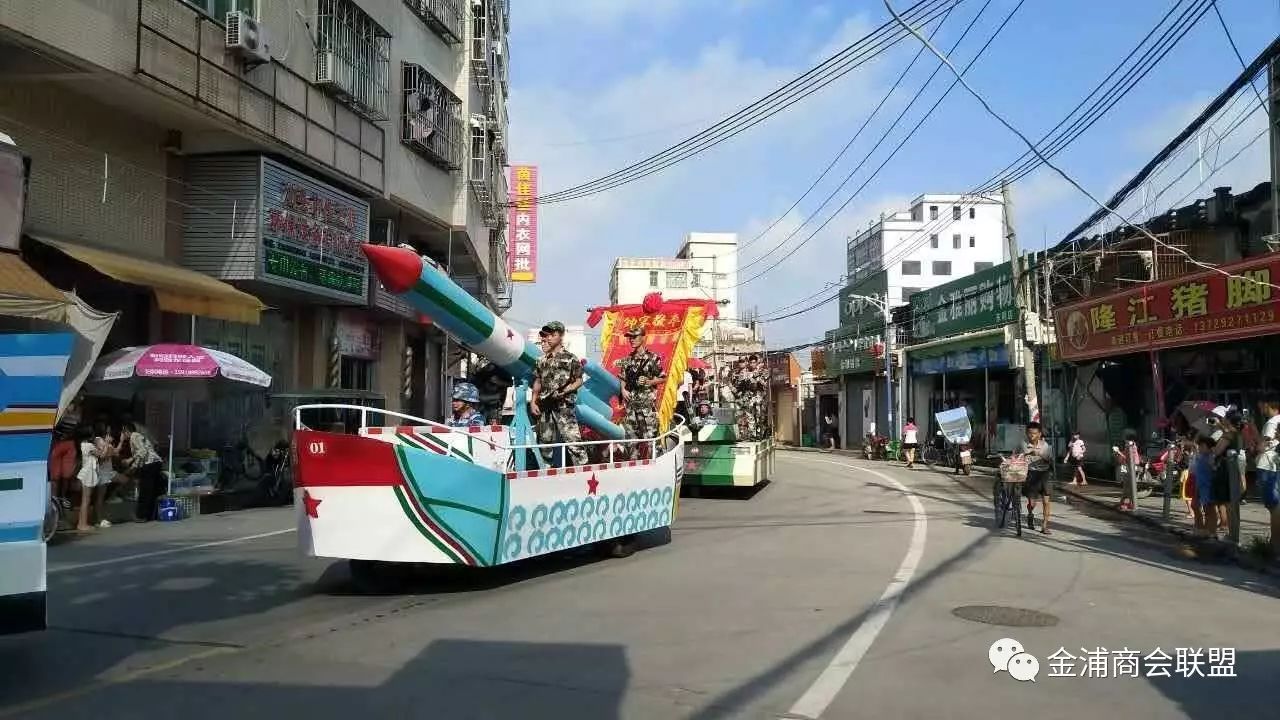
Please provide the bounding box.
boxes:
[2,452,1277,719]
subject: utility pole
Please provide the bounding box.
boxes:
[711,254,722,403]
[1270,57,1279,241]
[882,292,895,443]
[1002,181,1038,424]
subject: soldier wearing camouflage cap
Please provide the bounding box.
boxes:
[617,325,667,457]
[531,321,589,466]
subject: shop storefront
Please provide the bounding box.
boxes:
[907,261,1022,451]
[180,154,379,446]
[1054,251,1280,445]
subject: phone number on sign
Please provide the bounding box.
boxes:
[1108,308,1277,349]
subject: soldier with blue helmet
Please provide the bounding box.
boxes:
[447,382,486,429]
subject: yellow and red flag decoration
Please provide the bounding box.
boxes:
[587,293,719,433]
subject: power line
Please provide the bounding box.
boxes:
[530,0,959,205]
[729,1,1025,287]
[733,0,998,273]
[738,0,1214,314]
[733,1,964,255]
[1211,0,1270,112]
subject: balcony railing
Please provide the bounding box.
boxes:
[470,0,491,91]
[404,0,463,45]
[315,0,391,122]
[135,0,385,192]
[401,62,464,171]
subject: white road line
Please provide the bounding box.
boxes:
[48,528,296,574]
[785,458,928,720]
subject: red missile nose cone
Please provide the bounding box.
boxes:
[361,244,423,295]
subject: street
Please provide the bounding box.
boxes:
[2,451,1277,719]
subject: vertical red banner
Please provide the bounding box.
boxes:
[508,165,538,283]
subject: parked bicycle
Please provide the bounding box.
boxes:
[993,452,1026,537]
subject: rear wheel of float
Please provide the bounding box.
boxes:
[348,559,404,594]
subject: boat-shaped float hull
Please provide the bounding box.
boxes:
[293,425,683,566]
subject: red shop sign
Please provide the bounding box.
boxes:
[1054,253,1280,362]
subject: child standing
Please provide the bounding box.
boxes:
[1192,435,1217,538]
[74,427,101,532]
[1064,432,1087,486]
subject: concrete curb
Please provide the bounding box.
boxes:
[781,447,1279,574]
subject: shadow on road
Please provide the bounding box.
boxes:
[0,553,307,712]
[1145,648,1280,718]
[14,639,632,720]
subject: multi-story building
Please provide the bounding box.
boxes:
[846,193,1007,307]
[825,192,1007,447]
[0,0,511,445]
[609,231,760,363]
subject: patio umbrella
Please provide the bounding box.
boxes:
[84,344,272,494]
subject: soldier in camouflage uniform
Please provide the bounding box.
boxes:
[732,358,755,441]
[748,355,771,440]
[531,321,589,467]
[617,326,666,457]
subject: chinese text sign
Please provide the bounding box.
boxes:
[509,165,538,283]
[1054,254,1280,362]
[911,261,1016,341]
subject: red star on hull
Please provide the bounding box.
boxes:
[303,490,322,518]
[587,474,599,495]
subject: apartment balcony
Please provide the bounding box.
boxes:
[401,62,464,171]
[404,0,464,45]
[314,0,392,122]
[467,120,502,227]
[470,0,491,91]
[134,0,385,192]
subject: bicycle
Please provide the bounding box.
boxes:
[921,444,942,468]
[43,494,63,542]
[993,453,1026,537]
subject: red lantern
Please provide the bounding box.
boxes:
[641,292,664,315]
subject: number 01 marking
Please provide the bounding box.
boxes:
[308,441,326,455]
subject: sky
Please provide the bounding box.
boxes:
[502,0,1278,358]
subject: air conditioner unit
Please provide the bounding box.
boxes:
[316,50,341,89]
[469,114,486,128]
[225,11,270,66]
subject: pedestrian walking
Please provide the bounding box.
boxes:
[617,326,665,458]
[121,422,164,522]
[902,417,919,468]
[531,321,589,467]
[1254,398,1280,551]
[1064,431,1087,486]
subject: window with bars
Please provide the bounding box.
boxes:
[932,261,952,275]
[969,207,976,219]
[930,234,938,249]
[182,0,256,19]
[404,0,463,44]
[952,205,961,220]
[969,236,976,248]
[315,0,391,121]
[902,260,921,275]
[401,63,463,171]
[928,205,938,220]
[666,271,689,289]
[952,234,961,249]
[649,271,659,287]
[470,122,488,181]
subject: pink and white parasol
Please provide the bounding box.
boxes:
[90,344,271,387]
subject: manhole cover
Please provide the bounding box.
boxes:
[951,605,1059,627]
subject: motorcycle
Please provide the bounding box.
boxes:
[954,441,973,475]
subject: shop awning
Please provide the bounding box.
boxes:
[29,235,265,325]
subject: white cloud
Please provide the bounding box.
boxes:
[507,12,899,346]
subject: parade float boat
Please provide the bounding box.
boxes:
[289,245,725,580]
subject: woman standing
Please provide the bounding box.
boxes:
[902,417,919,469]
[121,422,164,523]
